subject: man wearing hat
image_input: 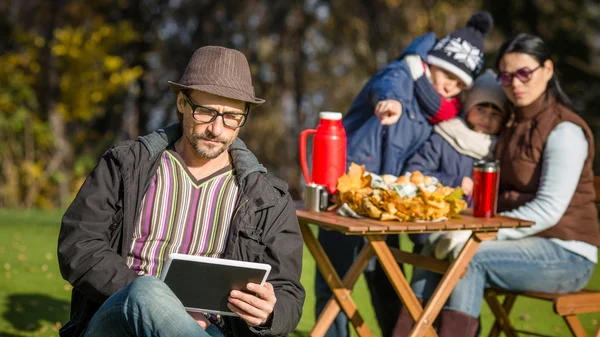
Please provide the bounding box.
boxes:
[57,46,305,337]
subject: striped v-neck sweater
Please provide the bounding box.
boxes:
[126,150,239,277]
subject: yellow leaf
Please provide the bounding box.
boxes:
[109,73,121,85]
[104,56,123,71]
[34,36,45,47]
[52,44,68,56]
[91,91,103,103]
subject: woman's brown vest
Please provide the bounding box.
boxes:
[495,96,599,247]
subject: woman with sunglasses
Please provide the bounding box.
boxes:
[398,33,598,337]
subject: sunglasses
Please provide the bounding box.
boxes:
[497,65,542,87]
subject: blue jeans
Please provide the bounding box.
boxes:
[315,228,402,337]
[411,237,595,318]
[84,276,225,337]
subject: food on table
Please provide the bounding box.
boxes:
[337,163,468,221]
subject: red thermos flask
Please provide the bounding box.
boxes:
[299,112,347,195]
[472,160,500,217]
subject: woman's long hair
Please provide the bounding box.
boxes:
[495,33,577,112]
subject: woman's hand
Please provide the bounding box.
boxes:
[227,282,277,327]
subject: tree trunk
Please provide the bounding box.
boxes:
[30,0,73,208]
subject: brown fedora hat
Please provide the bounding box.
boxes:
[168,46,265,108]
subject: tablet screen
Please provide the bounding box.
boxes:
[160,254,271,316]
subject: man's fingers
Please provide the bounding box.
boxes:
[228,283,276,327]
[263,282,274,292]
[227,303,264,326]
[229,288,273,313]
[228,295,266,318]
[247,282,276,302]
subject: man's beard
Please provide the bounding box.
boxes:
[187,129,233,159]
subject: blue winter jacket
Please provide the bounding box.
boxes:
[404,124,475,245]
[404,132,475,189]
[343,33,438,175]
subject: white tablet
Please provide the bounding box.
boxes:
[159,253,271,316]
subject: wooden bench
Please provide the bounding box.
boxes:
[484,176,600,337]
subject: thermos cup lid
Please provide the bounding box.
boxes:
[474,159,500,172]
[319,111,342,120]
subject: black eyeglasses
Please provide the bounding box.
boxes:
[497,65,542,87]
[182,94,248,129]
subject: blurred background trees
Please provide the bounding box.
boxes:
[1,0,599,208]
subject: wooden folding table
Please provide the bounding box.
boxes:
[297,204,534,337]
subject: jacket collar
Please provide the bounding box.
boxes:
[137,123,274,209]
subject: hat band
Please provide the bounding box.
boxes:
[427,55,474,88]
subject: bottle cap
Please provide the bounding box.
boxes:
[319,111,342,120]
[473,159,500,172]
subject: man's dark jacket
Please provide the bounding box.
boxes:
[57,123,305,337]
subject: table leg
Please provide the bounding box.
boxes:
[299,222,374,337]
[316,244,375,334]
[367,235,438,337]
[409,232,497,337]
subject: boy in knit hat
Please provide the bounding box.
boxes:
[315,12,494,337]
[403,69,509,256]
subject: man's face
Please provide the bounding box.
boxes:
[177,91,246,160]
[429,65,467,98]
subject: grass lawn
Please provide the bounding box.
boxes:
[0,209,599,336]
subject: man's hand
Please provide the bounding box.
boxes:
[227,282,276,327]
[187,311,210,330]
[374,99,402,125]
[461,177,474,196]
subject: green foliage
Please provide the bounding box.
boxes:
[51,20,142,122]
[0,7,143,208]
[0,46,52,208]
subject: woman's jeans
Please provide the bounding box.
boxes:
[84,276,225,337]
[315,228,402,337]
[411,237,595,318]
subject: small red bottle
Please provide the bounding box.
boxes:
[299,112,347,195]
[472,160,500,218]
